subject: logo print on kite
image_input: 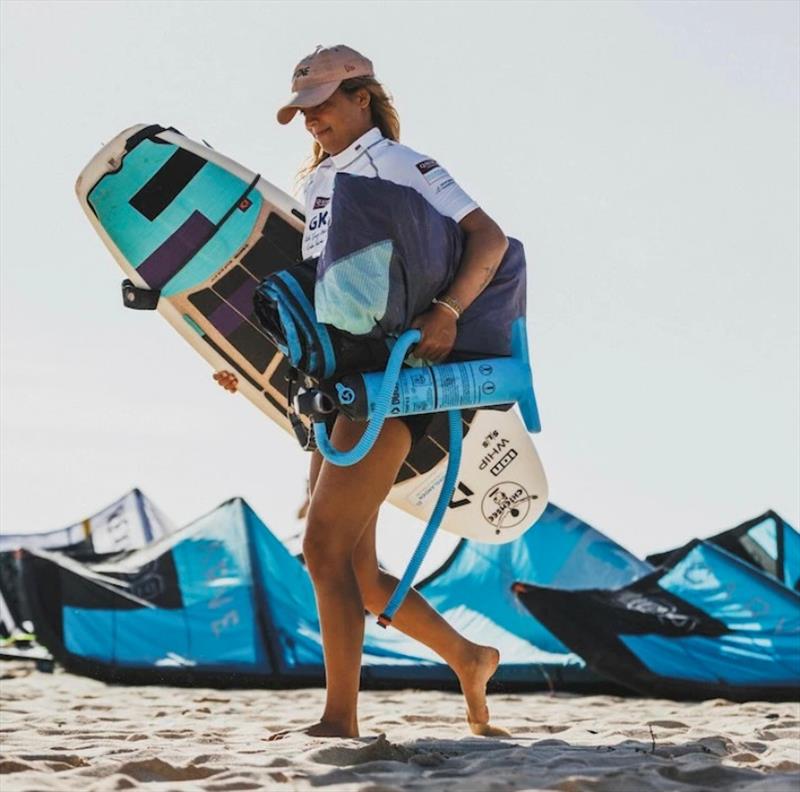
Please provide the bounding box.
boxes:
[481,481,532,531]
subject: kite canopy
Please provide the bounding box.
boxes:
[516,522,800,701]
[0,488,173,556]
[20,497,648,690]
[1,489,173,642]
[647,510,800,592]
[414,503,652,669]
[14,494,798,700]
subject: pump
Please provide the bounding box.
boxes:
[294,316,541,627]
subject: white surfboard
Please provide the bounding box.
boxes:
[76,124,547,543]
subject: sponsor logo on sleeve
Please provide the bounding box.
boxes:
[415,158,452,188]
[313,196,330,210]
[415,159,439,175]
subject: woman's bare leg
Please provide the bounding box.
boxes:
[351,511,507,735]
[305,425,507,736]
[287,416,414,738]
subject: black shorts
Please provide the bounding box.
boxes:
[322,411,434,450]
[392,412,435,448]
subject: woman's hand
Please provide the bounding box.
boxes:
[410,303,458,363]
[213,370,239,393]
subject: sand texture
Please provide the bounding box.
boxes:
[1,662,798,791]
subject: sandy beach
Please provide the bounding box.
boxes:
[0,662,798,791]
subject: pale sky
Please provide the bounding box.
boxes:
[1,0,798,575]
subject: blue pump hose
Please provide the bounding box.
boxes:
[378,408,462,627]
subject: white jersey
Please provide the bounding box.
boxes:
[302,126,478,259]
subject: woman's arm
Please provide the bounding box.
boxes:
[411,208,508,362]
[447,208,509,313]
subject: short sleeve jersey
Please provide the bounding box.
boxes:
[301,126,478,260]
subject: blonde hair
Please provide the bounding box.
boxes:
[296,77,400,186]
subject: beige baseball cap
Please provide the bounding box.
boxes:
[276,45,374,125]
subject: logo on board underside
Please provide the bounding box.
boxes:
[482,482,533,531]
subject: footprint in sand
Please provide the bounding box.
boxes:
[115,757,225,783]
[531,738,570,748]
[773,760,800,771]
[310,733,413,767]
[107,777,137,790]
[402,714,452,724]
[729,752,761,763]
[19,753,89,767]
[408,751,448,768]
[647,720,689,729]
[153,729,195,739]
[72,703,112,711]
[263,757,292,767]
[0,759,35,774]
[205,781,263,791]
[740,741,768,754]
[515,720,568,734]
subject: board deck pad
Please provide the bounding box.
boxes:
[76,124,547,542]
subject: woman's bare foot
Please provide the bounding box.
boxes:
[267,720,359,741]
[467,716,512,738]
[454,645,511,737]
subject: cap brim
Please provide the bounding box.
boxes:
[276,80,342,125]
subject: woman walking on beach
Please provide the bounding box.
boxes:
[216,44,510,739]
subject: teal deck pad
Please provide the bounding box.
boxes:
[89,140,262,296]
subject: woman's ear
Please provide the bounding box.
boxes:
[359,88,371,110]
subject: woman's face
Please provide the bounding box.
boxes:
[301,88,372,155]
